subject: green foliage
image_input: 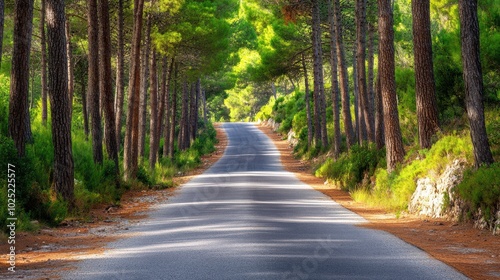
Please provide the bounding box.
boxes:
[455,163,500,226]
[315,144,385,191]
[352,135,473,211]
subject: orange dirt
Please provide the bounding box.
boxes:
[258,124,500,280]
[0,124,228,279]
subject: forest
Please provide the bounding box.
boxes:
[0,0,499,233]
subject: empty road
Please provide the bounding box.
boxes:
[66,122,467,280]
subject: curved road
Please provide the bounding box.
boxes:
[66,123,467,280]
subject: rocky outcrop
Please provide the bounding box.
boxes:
[409,159,467,218]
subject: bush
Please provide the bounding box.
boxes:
[315,144,385,191]
[353,134,473,211]
[455,163,500,226]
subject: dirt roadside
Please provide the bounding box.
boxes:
[258,124,500,280]
[0,124,228,279]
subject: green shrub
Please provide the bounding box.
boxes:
[455,163,500,225]
[315,144,384,191]
[353,134,473,211]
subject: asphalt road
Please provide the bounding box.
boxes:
[66,122,467,280]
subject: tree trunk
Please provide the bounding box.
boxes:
[202,89,208,124]
[301,53,313,149]
[353,45,363,143]
[65,19,74,120]
[98,0,119,173]
[41,0,48,126]
[412,0,439,149]
[189,78,200,143]
[138,13,151,159]
[87,0,103,164]
[356,0,374,143]
[334,0,355,149]
[123,0,145,180]
[375,67,385,149]
[329,0,341,158]
[8,0,34,157]
[312,0,328,147]
[148,49,158,169]
[168,62,178,158]
[114,0,125,149]
[179,80,190,151]
[367,22,376,141]
[379,0,405,172]
[81,80,89,139]
[160,57,173,158]
[458,0,494,167]
[46,0,75,204]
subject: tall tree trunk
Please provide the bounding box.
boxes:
[98,0,119,173]
[114,0,125,149]
[168,63,178,158]
[189,78,200,143]
[87,0,103,164]
[123,0,145,180]
[334,0,355,149]
[65,19,74,120]
[81,80,89,139]
[202,89,208,124]
[458,0,494,167]
[329,0,341,158]
[160,57,171,158]
[9,0,34,157]
[379,0,405,172]
[412,0,439,149]
[367,22,376,141]
[312,0,328,147]
[46,0,74,204]
[138,13,151,159]
[301,53,313,149]
[41,0,48,126]
[353,46,363,143]
[148,49,158,169]
[179,80,190,151]
[0,0,4,66]
[356,0,374,143]
[375,67,385,149]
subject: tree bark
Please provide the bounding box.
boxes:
[312,0,328,147]
[138,13,151,158]
[46,0,75,204]
[148,49,158,169]
[375,66,385,149]
[65,19,74,119]
[41,0,48,126]
[114,0,125,149]
[356,0,374,143]
[412,0,440,149]
[329,0,341,158]
[367,22,376,141]
[160,57,172,158]
[8,0,34,157]
[123,0,145,180]
[458,0,494,167]
[87,0,103,164]
[98,0,119,173]
[168,62,178,158]
[379,0,405,171]
[334,0,355,149]
[301,53,313,149]
[179,80,190,151]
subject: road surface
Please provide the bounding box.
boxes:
[66,123,467,279]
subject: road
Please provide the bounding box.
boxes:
[66,123,467,280]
